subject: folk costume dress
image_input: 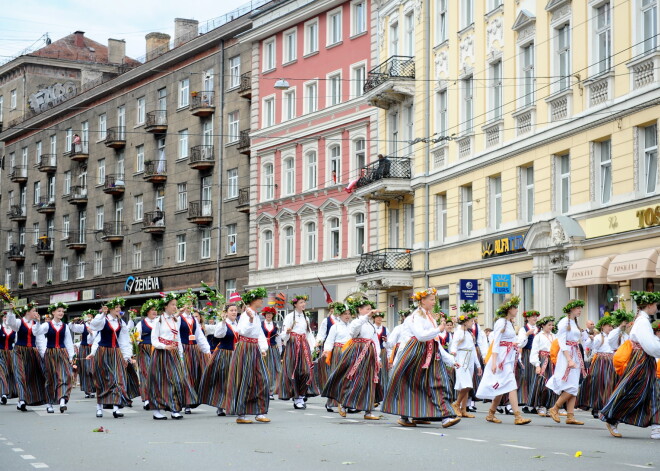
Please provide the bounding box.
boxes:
[262,319,282,395]
[386,322,411,369]
[7,311,47,407]
[279,311,319,401]
[314,315,336,393]
[376,324,389,386]
[70,322,96,396]
[199,319,239,408]
[516,323,538,406]
[468,322,488,403]
[545,317,586,397]
[450,328,481,391]
[36,320,75,407]
[607,326,630,351]
[179,313,211,399]
[135,318,157,404]
[322,318,352,408]
[577,331,616,413]
[0,324,17,400]
[528,331,558,411]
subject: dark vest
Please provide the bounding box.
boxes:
[325,316,336,337]
[45,321,67,349]
[216,322,239,351]
[98,318,121,348]
[262,321,279,347]
[15,319,36,347]
[140,319,153,345]
[179,316,197,345]
[0,328,15,350]
[523,324,535,350]
[79,324,92,347]
[377,325,388,349]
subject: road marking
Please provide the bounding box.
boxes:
[421,432,445,436]
[304,413,316,416]
[13,448,24,452]
[553,452,570,456]
[501,444,535,450]
[456,437,487,442]
[390,427,413,431]
[344,419,360,423]
[286,411,296,414]
[321,415,333,419]
[6,442,14,446]
[183,442,210,444]
[620,465,655,469]
[21,455,36,460]
[31,464,49,469]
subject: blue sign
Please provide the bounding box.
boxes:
[491,274,512,294]
[459,279,479,301]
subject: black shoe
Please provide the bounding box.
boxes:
[143,403,150,411]
[505,408,514,415]
[20,403,27,412]
[60,405,67,413]
[522,406,530,413]
[89,394,95,398]
[293,403,305,410]
[347,408,359,414]
[217,408,226,416]
[171,412,183,420]
[496,406,504,414]
[1,395,7,405]
[184,408,192,415]
[592,410,599,419]
[326,406,335,413]
[112,411,123,418]
[85,394,91,399]
[46,406,54,413]
[303,397,308,402]
[466,406,477,412]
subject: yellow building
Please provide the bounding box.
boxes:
[357,0,660,327]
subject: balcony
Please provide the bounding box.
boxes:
[145,111,167,133]
[65,141,89,162]
[187,200,213,225]
[353,157,412,201]
[355,248,413,289]
[238,71,251,99]
[7,205,27,222]
[37,154,57,173]
[101,221,125,243]
[237,187,250,213]
[104,126,126,148]
[190,91,215,117]
[238,130,250,155]
[189,145,215,170]
[35,237,55,257]
[65,231,87,251]
[34,196,56,214]
[142,211,166,235]
[6,244,25,263]
[9,166,28,183]
[103,175,125,195]
[66,185,88,205]
[144,160,167,183]
[363,56,415,110]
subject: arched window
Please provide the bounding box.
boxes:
[283,157,295,196]
[354,212,365,255]
[329,145,341,183]
[306,151,317,190]
[305,222,317,262]
[329,217,340,258]
[263,163,274,201]
[283,225,294,266]
[262,230,273,268]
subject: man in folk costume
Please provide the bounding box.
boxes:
[0,311,18,404]
[517,310,540,413]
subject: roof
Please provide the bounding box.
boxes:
[29,32,140,67]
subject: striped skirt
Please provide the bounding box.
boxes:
[220,339,269,416]
[381,338,456,420]
[322,339,383,412]
[136,344,154,401]
[125,362,140,399]
[516,349,534,405]
[198,348,233,407]
[379,347,390,386]
[528,353,558,409]
[43,348,73,404]
[93,346,131,408]
[12,345,47,406]
[148,349,198,412]
[264,345,281,394]
[278,334,319,400]
[600,347,660,428]
[0,349,18,398]
[182,343,206,392]
[76,345,95,394]
[469,350,484,401]
[324,344,345,407]
[577,353,616,411]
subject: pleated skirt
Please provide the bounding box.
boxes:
[136,343,154,401]
[93,346,131,408]
[125,362,140,399]
[148,349,198,412]
[12,345,46,406]
[182,343,206,391]
[220,340,270,416]
[264,345,281,394]
[381,338,456,420]
[76,345,95,394]
[468,350,484,401]
[528,356,558,409]
[278,337,319,400]
[379,347,390,386]
[324,345,345,407]
[516,349,534,405]
[0,349,17,398]
[43,348,73,404]
[577,353,616,411]
[198,348,233,407]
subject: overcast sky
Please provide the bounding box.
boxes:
[0,0,254,62]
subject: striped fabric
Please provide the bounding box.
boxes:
[0,349,18,398]
[182,343,206,392]
[379,348,390,386]
[220,339,270,416]
[577,353,616,411]
[198,348,233,407]
[76,344,95,395]
[125,362,140,399]
[277,334,319,400]
[600,347,660,427]
[264,345,281,394]
[381,338,456,420]
[528,353,558,409]
[314,357,329,395]
[148,349,198,412]
[447,365,457,402]
[468,350,484,402]
[43,348,73,404]
[12,345,47,406]
[324,344,345,408]
[136,343,154,401]
[93,346,131,408]
[322,340,383,411]
[516,349,534,405]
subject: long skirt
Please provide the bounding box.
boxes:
[324,344,345,407]
[12,345,47,406]
[381,338,456,420]
[77,345,95,394]
[264,345,281,394]
[469,349,484,401]
[476,346,518,400]
[528,354,558,410]
[454,349,476,391]
[198,348,233,407]
[43,348,73,404]
[125,362,140,399]
[379,347,390,386]
[516,349,534,405]
[314,357,329,395]
[182,344,206,392]
[278,334,319,400]
[136,344,154,401]
[220,339,269,416]
[148,349,198,412]
[600,347,660,427]
[546,344,583,396]
[577,353,616,411]
[322,339,383,412]
[93,346,131,408]
[0,349,18,398]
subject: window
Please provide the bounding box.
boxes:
[352,1,366,36]
[436,90,448,136]
[351,64,366,98]
[405,104,414,154]
[389,21,399,55]
[136,145,144,173]
[329,218,340,258]
[283,226,294,265]
[134,194,144,221]
[157,88,167,111]
[10,89,16,109]
[595,140,613,204]
[98,114,106,140]
[305,222,317,262]
[35,141,42,164]
[63,171,71,195]
[521,43,535,107]
[283,157,295,195]
[304,82,318,114]
[557,154,571,214]
[98,158,105,185]
[284,29,297,63]
[62,215,70,239]
[462,185,473,236]
[154,241,164,267]
[17,268,24,287]
[462,76,474,133]
[643,124,658,194]
[47,175,55,200]
[329,145,341,184]
[177,183,188,210]
[262,230,274,268]
[305,20,318,55]
[31,264,38,285]
[389,111,399,157]
[225,279,237,301]
[490,61,503,120]
[227,168,238,198]
[354,139,366,177]
[228,111,239,142]
[0,96,3,122]
[65,129,73,152]
[354,213,365,255]
[33,181,41,205]
[46,260,53,282]
[306,151,317,190]
[114,199,123,223]
[137,97,146,124]
[94,251,103,276]
[76,255,85,279]
[179,79,189,108]
[328,9,342,46]
[522,276,534,311]
[4,269,10,289]
[403,204,414,247]
[404,11,414,56]
[436,194,447,242]
[81,121,89,152]
[642,0,658,53]
[557,25,571,91]
[96,206,104,230]
[284,90,296,120]
[389,208,400,246]
[61,258,69,282]
[229,56,241,88]
[263,163,274,201]
[490,176,502,230]
[462,0,474,28]
[112,248,122,273]
[132,243,142,270]
[178,129,189,159]
[263,97,275,127]
[595,3,611,73]
[263,38,276,71]
[522,166,534,223]
[176,234,187,263]
[328,73,341,106]
[201,228,211,259]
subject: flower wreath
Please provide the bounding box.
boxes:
[241,287,268,305]
[595,315,614,331]
[140,299,160,317]
[523,310,540,319]
[158,292,179,311]
[83,308,98,317]
[398,308,412,318]
[177,288,198,308]
[412,288,437,302]
[537,316,555,328]
[262,306,277,316]
[346,296,376,315]
[456,313,473,324]
[562,299,585,314]
[328,301,347,315]
[47,301,69,313]
[495,296,520,317]
[289,294,309,306]
[611,308,634,326]
[106,297,126,309]
[630,291,660,308]
[459,301,479,314]
[16,301,39,316]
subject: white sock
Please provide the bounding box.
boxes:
[238,415,246,420]
[113,405,119,412]
[47,403,53,409]
[60,398,66,406]
[144,400,149,406]
[153,410,165,418]
[97,404,103,411]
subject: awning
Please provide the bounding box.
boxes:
[565,256,613,287]
[607,248,659,282]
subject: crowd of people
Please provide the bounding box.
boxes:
[0,285,658,440]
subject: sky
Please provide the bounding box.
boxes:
[0,0,260,62]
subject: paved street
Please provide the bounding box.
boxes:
[0,389,656,471]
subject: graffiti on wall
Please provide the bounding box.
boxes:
[28,81,77,113]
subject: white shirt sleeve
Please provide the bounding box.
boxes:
[281,313,294,343]
[214,321,228,338]
[195,323,211,354]
[316,317,328,344]
[64,326,74,361]
[118,321,132,360]
[69,323,85,334]
[530,334,542,367]
[607,327,622,350]
[323,324,338,353]
[5,311,22,331]
[89,314,107,331]
[437,343,455,366]
[90,334,100,356]
[151,318,165,350]
[633,315,660,358]
[36,322,48,357]
[557,318,570,352]
[449,329,462,355]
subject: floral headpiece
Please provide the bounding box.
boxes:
[630,291,660,308]
[106,297,126,309]
[459,301,479,314]
[412,288,437,302]
[652,319,660,333]
[140,299,160,316]
[523,310,540,319]
[158,292,179,311]
[372,311,385,318]
[83,309,98,317]
[345,296,376,315]
[456,313,473,324]
[200,281,226,309]
[328,301,347,314]
[398,308,412,318]
[262,306,277,316]
[495,296,520,317]
[0,284,14,304]
[177,288,198,308]
[126,308,139,320]
[596,315,614,331]
[16,301,39,316]
[611,308,634,326]
[562,299,585,314]
[289,294,309,306]
[537,316,555,328]
[47,301,69,313]
[242,287,268,305]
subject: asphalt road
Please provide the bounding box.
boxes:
[0,390,657,471]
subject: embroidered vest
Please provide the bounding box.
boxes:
[523,324,535,350]
[377,326,387,349]
[45,321,67,349]
[217,323,239,351]
[140,319,153,345]
[179,316,197,345]
[98,319,121,348]
[15,319,36,347]
[0,327,15,350]
[262,321,278,347]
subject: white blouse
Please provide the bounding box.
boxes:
[349,315,381,358]
[529,332,554,367]
[88,314,132,360]
[607,326,630,350]
[629,311,660,358]
[35,321,74,360]
[150,315,183,355]
[237,308,268,353]
[281,310,315,349]
[323,319,352,352]
[449,328,480,369]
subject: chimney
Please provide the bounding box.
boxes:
[174,18,199,47]
[145,32,170,61]
[108,39,126,64]
[74,31,85,47]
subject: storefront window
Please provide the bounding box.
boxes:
[598,284,618,317]
[522,277,534,311]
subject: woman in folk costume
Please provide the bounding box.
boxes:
[221,287,271,424]
[373,312,389,387]
[135,299,159,410]
[69,310,97,399]
[323,295,383,420]
[261,306,281,400]
[466,313,488,413]
[149,292,198,420]
[0,312,18,404]
[516,310,540,413]
[382,289,460,428]
[600,291,660,439]
[528,316,557,417]
[385,308,412,370]
[199,303,240,416]
[476,296,531,425]
[450,311,482,419]
[314,303,339,400]
[545,300,587,426]
[279,294,319,410]
[607,309,634,350]
[6,301,47,411]
[321,302,352,413]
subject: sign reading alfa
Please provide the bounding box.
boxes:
[125,275,161,294]
[491,274,512,294]
[459,279,479,300]
[481,234,526,259]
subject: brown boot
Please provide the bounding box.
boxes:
[514,411,531,425]
[548,405,561,423]
[486,408,502,423]
[565,413,584,425]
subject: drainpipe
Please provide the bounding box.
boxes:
[215,39,226,287]
[424,4,431,289]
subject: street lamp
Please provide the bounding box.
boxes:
[274,78,290,90]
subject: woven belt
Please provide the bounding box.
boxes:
[158,337,178,347]
[241,337,258,344]
[333,342,344,348]
[290,332,313,384]
[539,351,550,375]
[498,341,516,371]
[562,340,586,380]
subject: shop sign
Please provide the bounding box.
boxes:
[49,291,80,304]
[481,234,526,259]
[81,289,96,301]
[459,279,479,301]
[125,275,161,294]
[636,205,660,229]
[586,204,660,238]
[491,274,512,294]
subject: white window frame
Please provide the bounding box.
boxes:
[132,243,142,270]
[262,162,275,201]
[136,96,146,125]
[227,168,239,199]
[461,0,474,29]
[353,211,365,256]
[283,28,297,64]
[389,20,399,56]
[98,114,107,140]
[522,166,534,223]
[94,251,103,276]
[490,175,502,230]
[436,89,448,136]
[95,206,104,231]
[134,194,144,221]
[555,24,571,92]
[490,60,503,121]
[261,230,274,269]
[263,96,276,127]
[263,37,276,71]
[305,151,318,190]
[304,81,318,114]
[112,247,122,274]
[304,221,317,263]
[404,10,415,56]
[642,123,658,195]
[10,89,17,109]
[461,76,474,133]
[350,62,366,99]
[176,234,187,263]
[327,217,341,259]
[594,139,613,205]
[327,7,343,46]
[592,2,612,75]
[227,224,237,255]
[63,171,72,195]
[282,225,295,266]
[435,193,447,243]
[436,0,448,44]
[353,137,366,179]
[136,145,144,173]
[201,228,211,259]
[328,143,342,184]
[639,0,658,54]
[61,258,69,282]
[177,183,188,211]
[520,42,535,108]
[351,0,367,36]
[62,215,70,239]
[462,185,473,236]
[228,56,241,88]
[557,154,571,214]
[305,18,319,55]
[283,88,296,121]
[227,111,239,143]
[178,79,190,108]
[327,71,342,107]
[178,129,189,159]
[282,156,295,196]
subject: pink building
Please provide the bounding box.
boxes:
[242,0,375,318]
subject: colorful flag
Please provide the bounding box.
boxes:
[317,277,333,304]
[229,292,242,303]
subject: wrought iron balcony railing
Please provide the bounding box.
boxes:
[363,56,415,94]
[354,157,411,190]
[356,248,413,275]
[104,126,126,147]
